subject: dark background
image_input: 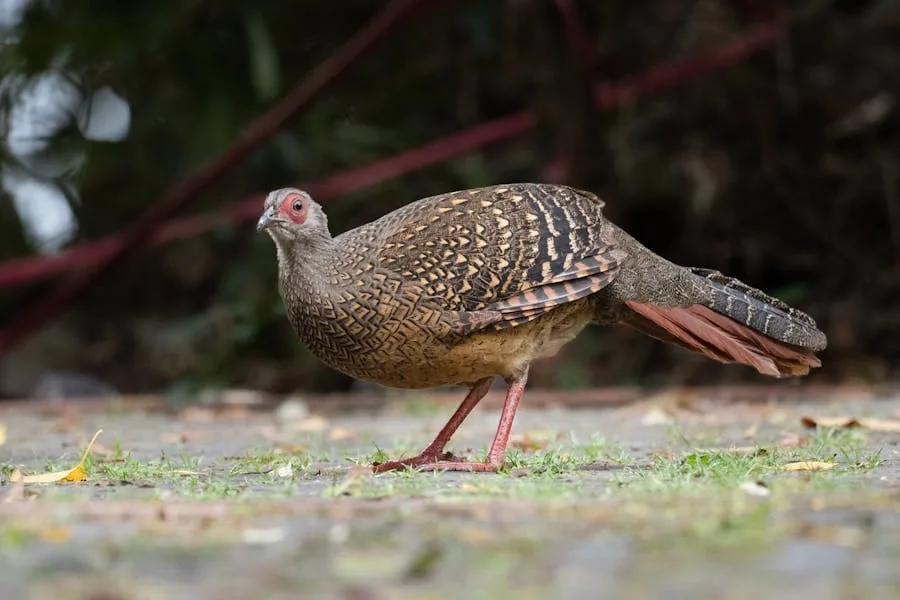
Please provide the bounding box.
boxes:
[0,0,896,399]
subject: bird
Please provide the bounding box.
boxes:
[257,183,826,473]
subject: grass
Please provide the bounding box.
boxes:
[322,423,886,508]
[2,421,885,508]
[614,426,883,496]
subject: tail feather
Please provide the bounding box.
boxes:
[625,300,822,378]
[688,268,827,352]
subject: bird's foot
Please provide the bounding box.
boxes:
[371,450,456,473]
[372,451,503,473]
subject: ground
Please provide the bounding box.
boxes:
[1,386,899,599]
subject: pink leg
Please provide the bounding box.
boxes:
[372,377,493,473]
[375,367,530,474]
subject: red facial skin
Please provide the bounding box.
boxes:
[279,192,308,225]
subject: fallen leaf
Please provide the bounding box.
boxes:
[780,461,835,472]
[11,429,103,484]
[802,416,900,433]
[329,428,357,441]
[39,527,72,543]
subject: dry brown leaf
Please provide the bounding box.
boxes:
[11,429,103,484]
[780,461,835,472]
[329,428,357,441]
[802,416,860,429]
[802,416,900,433]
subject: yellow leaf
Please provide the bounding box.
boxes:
[12,429,103,484]
[780,461,835,472]
[0,423,6,446]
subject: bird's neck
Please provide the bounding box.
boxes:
[275,232,340,295]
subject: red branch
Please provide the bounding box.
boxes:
[0,21,781,355]
[0,0,431,354]
[593,21,779,107]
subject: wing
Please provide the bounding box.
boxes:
[342,183,624,325]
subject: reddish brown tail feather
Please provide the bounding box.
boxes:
[624,301,822,377]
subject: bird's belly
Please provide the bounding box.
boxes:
[336,301,594,389]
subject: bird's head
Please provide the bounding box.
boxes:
[257,188,331,248]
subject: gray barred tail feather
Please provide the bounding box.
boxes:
[688,268,827,352]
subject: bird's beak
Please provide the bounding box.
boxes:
[256,207,274,231]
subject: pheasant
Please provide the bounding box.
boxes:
[258,184,826,473]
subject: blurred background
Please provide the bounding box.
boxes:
[0,0,896,401]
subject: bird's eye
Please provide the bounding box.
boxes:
[292,199,303,212]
